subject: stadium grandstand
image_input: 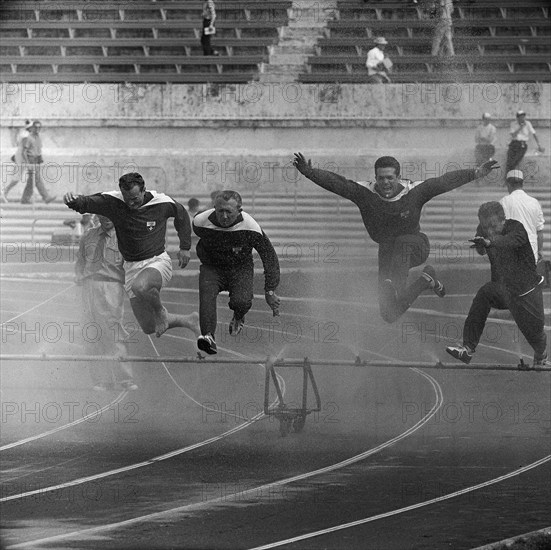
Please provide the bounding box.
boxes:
[0,0,549,83]
[1,0,549,259]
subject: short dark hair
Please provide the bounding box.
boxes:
[119,173,145,192]
[506,177,523,190]
[374,156,401,177]
[215,190,242,208]
[187,198,200,210]
[478,201,505,222]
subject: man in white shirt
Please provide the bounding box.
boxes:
[500,170,544,264]
[366,37,392,83]
[506,110,545,172]
[474,113,497,166]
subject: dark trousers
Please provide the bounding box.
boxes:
[199,262,254,336]
[201,18,214,55]
[475,144,495,166]
[463,281,547,358]
[506,140,527,172]
[378,233,430,323]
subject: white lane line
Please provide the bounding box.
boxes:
[0,410,263,504]
[0,284,74,326]
[248,455,551,550]
[6,366,444,549]
[2,454,88,483]
[0,339,283,503]
[0,391,128,452]
[148,334,287,423]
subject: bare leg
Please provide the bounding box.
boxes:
[166,311,200,338]
[130,268,199,337]
[130,268,167,336]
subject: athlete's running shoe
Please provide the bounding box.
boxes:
[197,333,217,355]
[446,343,473,364]
[422,265,446,298]
[533,353,550,368]
[229,314,244,335]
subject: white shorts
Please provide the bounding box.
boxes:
[124,251,173,298]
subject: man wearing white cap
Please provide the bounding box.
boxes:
[366,37,392,83]
[506,111,545,172]
[500,170,544,265]
[474,113,497,167]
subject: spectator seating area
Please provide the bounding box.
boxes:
[0,1,292,83]
[0,0,549,83]
[300,0,551,83]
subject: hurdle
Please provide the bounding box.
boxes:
[2,354,549,437]
[1,354,549,372]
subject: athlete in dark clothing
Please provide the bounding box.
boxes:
[193,190,280,354]
[293,153,498,323]
[64,173,199,338]
[446,201,548,368]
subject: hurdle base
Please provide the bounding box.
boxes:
[264,357,322,437]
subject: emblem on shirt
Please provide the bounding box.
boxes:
[400,210,410,219]
[146,221,156,232]
[232,246,242,255]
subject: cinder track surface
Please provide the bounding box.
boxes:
[1,272,549,550]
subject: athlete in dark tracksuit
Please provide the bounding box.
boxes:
[448,214,547,366]
[293,153,496,323]
[193,206,280,346]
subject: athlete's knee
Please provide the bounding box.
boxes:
[230,297,252,314]
[131,278,152,297]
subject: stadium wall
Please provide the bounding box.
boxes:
[1,83,549,195]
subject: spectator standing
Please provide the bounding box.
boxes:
[431,0,455,57]
[201,0,219,56]
[20,121,56,204]
[366,37,392,83]
[500,170,544,265]
[2,120,32,202]
[75,215,137,391]
[506,110,545,172]
[474,113,497,167]
[187,197,202,217]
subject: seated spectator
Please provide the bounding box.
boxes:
[366,37,392,83]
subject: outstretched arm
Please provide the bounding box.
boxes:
[63,192,112,216]
[420,160,499,200]
[293,152,362,202]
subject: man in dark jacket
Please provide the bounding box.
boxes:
[293,152,498,323]
[446,201,548,368]
[64,172,199,338]
[193,190,281,355]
